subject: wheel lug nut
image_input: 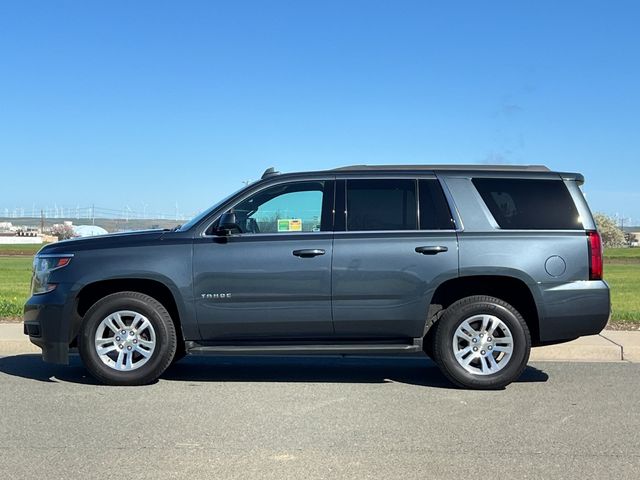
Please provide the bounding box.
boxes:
[488,345,493,350]
[472,338,478,343]
[487,337,492,341]
[121,330,126,335]
[115,336,120,342]
[133,339,138,344]
[479,333,483,338]
[481,350,486,355]
[127,345,132,350]
[473,347,478,352]
[118,344,123,349]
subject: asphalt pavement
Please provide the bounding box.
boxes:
[1,354,639,479]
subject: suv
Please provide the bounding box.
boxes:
[24,165,610,389]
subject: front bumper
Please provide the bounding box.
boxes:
[538,280,611,342]
[23,283,78,364]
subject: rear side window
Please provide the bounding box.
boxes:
[346,179,417,231]
[472,178,582,230]
[419,179,454,229]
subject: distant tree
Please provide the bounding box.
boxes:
[50,223,75,240]
[593,213,626,248]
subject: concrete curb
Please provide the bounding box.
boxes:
[0,323,638,362]
[529,334,623,362]
[0,324,41,355]
[599,330,640,362]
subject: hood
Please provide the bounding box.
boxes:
[37,229,169,255]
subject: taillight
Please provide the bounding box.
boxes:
[587,231,603,280]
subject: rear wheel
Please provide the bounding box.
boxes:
[78,291,177,386]
[433,295,530,389]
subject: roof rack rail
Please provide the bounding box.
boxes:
[331,164,551,172]
[261,167,280,179]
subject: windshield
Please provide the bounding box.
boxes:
[177,185,248,232]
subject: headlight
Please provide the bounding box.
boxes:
[31,254,73,295]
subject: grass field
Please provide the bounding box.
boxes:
[1,245,639,324]
[606,264,640,323]
[604,247,640,259]
[0,243,45,256]
[0,256,33,317]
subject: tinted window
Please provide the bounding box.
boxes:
[224,181,330,234]
[472,178,582,230]
[346,179,417,231]
[419,179,454,229]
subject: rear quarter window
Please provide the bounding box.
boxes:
[472,178,582,230]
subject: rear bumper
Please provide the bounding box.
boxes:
[23,284,77,365]
[538,280,610,343]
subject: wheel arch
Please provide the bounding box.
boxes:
[73,277,185,346]
[428,274,542,346]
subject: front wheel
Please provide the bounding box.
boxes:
[78,291,177,386]
[433,295,531,390]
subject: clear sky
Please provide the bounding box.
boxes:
[0,1,638,222]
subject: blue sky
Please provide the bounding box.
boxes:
[0,1,638,222]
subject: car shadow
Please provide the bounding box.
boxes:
[0,354,549,389]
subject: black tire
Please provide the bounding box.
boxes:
[433,295,531,390]
[78,291,177,386]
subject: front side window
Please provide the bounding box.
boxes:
[346,179,417,231]
[221,181,330,234]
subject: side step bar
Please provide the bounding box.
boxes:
[185,340,423,357]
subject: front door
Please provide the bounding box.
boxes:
[193,179,335,340]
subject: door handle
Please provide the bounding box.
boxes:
[415,246,448,255]
[292,249,326,258]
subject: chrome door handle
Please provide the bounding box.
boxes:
[292,249,326,258]
[415,246,448,255]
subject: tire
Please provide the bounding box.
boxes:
[433,295,531,390]
[78,291,177,386]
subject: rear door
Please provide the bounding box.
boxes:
[331,176,459,339]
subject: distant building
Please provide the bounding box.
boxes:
[73,225,108,237]
[0,234,43,245]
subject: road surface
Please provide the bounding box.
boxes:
[1,354,638,479]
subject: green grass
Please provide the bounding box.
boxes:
[0,243,45,256]
[605,264,640,323]
[0,256,32,318]
[604,247,640,261]
[1,251,639,324]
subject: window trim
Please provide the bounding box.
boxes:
[201,177,336,238]
[436,175,464,232]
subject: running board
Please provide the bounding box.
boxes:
[185,340,423,357]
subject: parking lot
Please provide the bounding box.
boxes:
[1,355,638,479]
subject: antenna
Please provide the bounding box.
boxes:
[261,167,280,179]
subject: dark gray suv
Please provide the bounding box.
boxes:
[24,165,610,389]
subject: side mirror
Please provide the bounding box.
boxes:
[216,212,241,235]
